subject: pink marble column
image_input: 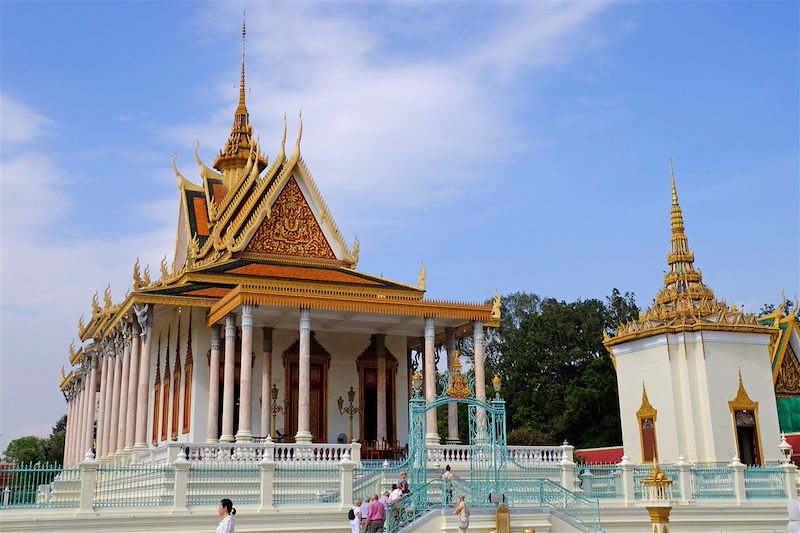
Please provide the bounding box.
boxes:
[101,347,116,457]
[133,304,153,452]
[64,393,75,465]
[95,354,109,458]
[77,372,88,459]
[473,321,487,435]
[84,355,99,456]
[73,382,85,464]
[424,317,439,445]
[260,327,273,438]
[109,333,125,454]
[220,314,237,442]
[206,325,221,443]
[295,309,312,443]
[113,323,131,453]
[376,334,387,444]
[236,305,254,442]
[124,322,140,452]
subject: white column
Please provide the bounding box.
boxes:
[115,330,132,453]
[220,314,237,442]
[295,309,312,443]
[424,317,439,445]
[124,322,140,452]
[95,354,109,458]
[261,327,273,438]
[108,336,124,454]
[133,304,153,452]
[376,334,387,444]
[446,328,459,444]
[84,356,99,455]
[206,325,221,443]
[237,305,255,442]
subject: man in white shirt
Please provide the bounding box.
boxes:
[389,483,404,503]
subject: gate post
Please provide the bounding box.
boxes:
[340,451,355,511]
[560,443,576,491]
[78,451,98,514]
[620,455,635,505]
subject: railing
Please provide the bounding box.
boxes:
[427,444,566,466]
[578,464,623,499]
[274,464,340,504]
[94,464,174,508]
[691,465,735,499]
[744,466,786,499]
[187,463,259,507]
[0,463,80,509]
[508,477,602,532]
[175,441,356,464]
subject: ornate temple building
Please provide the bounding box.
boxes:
[761,299,800,435]
[57,21,499,465]
[603,162,783,466]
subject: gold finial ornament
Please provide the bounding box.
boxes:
[491,290,502,320]
[103,284,113,311]
[351,236,360,268]
[91,291,101,317]
[78,314,86,336]
[160,255,169,282]
[446,349,471,399]
[143,265,152,287]
[418,262,426,291]
[669,156,678,207]
[133,258,143,290]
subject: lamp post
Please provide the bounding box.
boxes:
[337,386,363,442]
[411,372,423,399]
[492,374,502,399]
[270,383,288,440]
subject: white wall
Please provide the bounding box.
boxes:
[612,330,781,464]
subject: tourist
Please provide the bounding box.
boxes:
[359,496,371,530]
[454,495,470,533]
[442,465,454,504]
[379,490,390,508]
[398,471,410,495]
[349,499,362,533]
[389,483,403,503]
[364,493,386,533]
[216,498,236,533]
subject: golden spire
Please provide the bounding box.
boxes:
[235,12,248,126]
[213,11,266,176]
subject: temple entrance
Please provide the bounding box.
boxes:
[283,332,330,442]
[361,367,395,444]
[734,410,761,465]
[216,383,240,439]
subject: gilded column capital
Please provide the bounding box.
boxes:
[134,303,152,342]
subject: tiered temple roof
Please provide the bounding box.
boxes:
[60,20,498,388]
[603,160,776,348]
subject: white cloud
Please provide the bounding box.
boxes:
[0,94,174,452]
[166,3,612,219]
[1,94,56,144]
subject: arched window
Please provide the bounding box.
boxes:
[637,384,658,462]
[729,369,762,466]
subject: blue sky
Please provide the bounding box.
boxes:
[1,2,797,451]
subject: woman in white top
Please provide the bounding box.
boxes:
[217,498,236,533]
[349,499,363,533]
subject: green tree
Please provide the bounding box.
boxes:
[496,290,638,448]
[2,414,68,465]
[3,436,48,465]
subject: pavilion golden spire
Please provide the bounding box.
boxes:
[657,158,715,314]
[213,12,266,176]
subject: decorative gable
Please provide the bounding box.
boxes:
[244,176,336,260]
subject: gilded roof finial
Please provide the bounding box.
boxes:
[670,155,678,207]
[236,11,248,119]
[418,262,426,291]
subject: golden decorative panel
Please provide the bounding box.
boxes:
[244,177,336,260]
[776,344,800,397]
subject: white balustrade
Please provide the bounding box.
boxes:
[147,441,357,465]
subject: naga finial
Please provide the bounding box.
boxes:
[143,265,152,287]
[160,255,169,281]
[103,284,113,311]
[69,340,76,360]
[417,262,426,291]
[78,314,86,336]
[91,291,101,317]
[351,236,360,268]
[133,258,143,291]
